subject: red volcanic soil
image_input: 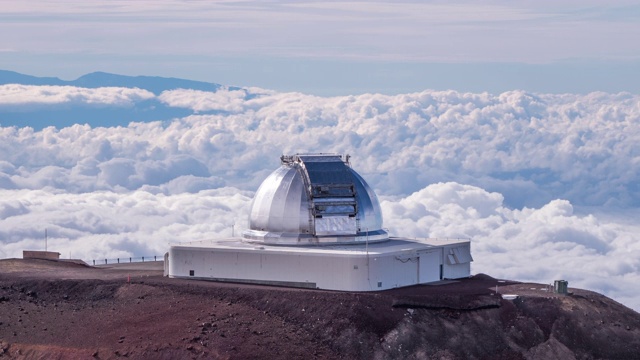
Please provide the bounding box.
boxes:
[1,258,640,359]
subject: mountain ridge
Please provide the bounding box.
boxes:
[1,258,639,359]
[0,69,237,95]
[0,70,238,129]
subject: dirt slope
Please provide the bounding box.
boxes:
[1,259,639,359]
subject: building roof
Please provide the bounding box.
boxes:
[172,237,471,257]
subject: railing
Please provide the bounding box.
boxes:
[419,237,472,241]
[91,255,163,266]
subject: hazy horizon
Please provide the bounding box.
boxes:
[2,1,640,95]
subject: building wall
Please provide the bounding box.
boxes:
[443,262,471,279]
[169,241,472,291]
[23,251,60,260]
[170,247,372,290]
[418,249,442,283]
[442,243,473,279]
[365,252,418,290]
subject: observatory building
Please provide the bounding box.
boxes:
[167,154,472,291]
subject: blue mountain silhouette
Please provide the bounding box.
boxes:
[0,70,240,129]
[0,70,237,94]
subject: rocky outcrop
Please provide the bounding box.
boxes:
[1,259,639,359]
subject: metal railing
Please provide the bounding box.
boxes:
[91,255,162,266]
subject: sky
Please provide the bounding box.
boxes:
[1,1,640,312]
[2,1,640,95]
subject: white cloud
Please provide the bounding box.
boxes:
[1,87,639,206]
[0,84,155,109]
[0,188,252,261]
[158,88,248,113]
[382,183,640,312]
[1,85,640,311]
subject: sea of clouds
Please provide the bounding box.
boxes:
[1,84,639,311]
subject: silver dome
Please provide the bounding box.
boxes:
[243,154,388,245]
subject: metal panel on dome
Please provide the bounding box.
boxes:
[298,155,355,198]
[315,216,357,235]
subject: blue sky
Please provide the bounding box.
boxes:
[2,1,640,95]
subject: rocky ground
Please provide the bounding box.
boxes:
[1,258,639,359]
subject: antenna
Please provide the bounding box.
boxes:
[45,228,48,252]
[365,227,371,288]
[365,227,369,266]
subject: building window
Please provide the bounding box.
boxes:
[189,270,195,276]
[377,282,382,288]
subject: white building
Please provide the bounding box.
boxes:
[167,154,472,290]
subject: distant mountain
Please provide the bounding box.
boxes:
[0,70,241,129]
[0,70,66,86]
[0,70,236,95]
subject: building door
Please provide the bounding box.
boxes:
[418,251,440,284]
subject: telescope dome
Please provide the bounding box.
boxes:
[242,154,388,245]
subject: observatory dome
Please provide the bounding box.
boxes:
[243,154,388,245]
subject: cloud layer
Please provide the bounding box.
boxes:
[1,85,639,208]
[1,84,639,311]
[0,84,155,108]
[382,183,640,311]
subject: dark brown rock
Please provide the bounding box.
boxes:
[1,258,639,359]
